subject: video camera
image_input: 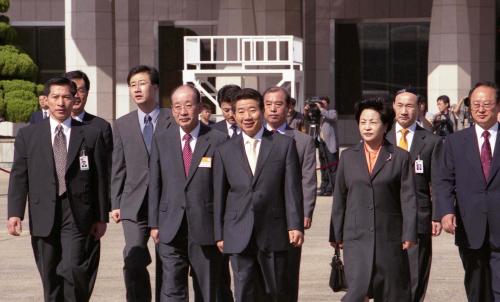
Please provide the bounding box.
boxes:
[305,97,324,139]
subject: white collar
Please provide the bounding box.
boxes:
[265,122,287,134]
[180,122,201,140]
[475,123,499,137]
[73,111,86,122]
[395,122,417,134]
[49,116,72,133]
[138,106,160,123]
[242,127,264,143]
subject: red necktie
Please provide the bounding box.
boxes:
[182,133,192,177]
[480,130,492,181]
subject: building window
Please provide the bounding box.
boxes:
[335,22,429,114]
[13,26,65,84]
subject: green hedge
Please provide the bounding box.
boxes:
[0,21,15,44]
[0,79,36,94]
[0,45,38,81]
[3,90,38,122]
[0,0,9,14]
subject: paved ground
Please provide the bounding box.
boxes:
[0,171,467,301]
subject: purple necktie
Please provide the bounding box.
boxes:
[480,130,492,181]
[182,133,192,177]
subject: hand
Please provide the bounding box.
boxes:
[216,240,224,253]
[90,222,107,240]
[441,214,457,234]
[304,104,310,113]
[304,217,312,230]
[150,228,159,244]
[330,241,343,249]
[432,221,442,237]
[7,217,22,236]
[402,241,415,250]
[111,209,121,223]
[288,230,304,247]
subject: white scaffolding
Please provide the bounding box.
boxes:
[182,35,304,113]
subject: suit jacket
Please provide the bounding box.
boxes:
[320,109,339,153]
[211,120,229,136]
[111,108,172,221]
[214,129,304,253]
[29,110,45,124]
[81,112,113,154]
[283,126,317,219]
[435,126,500,249]
[8,119,109,237]
[148,123,227,245]
[387,124,443,234]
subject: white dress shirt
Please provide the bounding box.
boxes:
[226,120,241,137]
[50,117,72,151]
[395,122,417,150]
[242,127,264,174]
[475,123,498,156]
[180,123,201,151]
[42,109,50,119]
[265,122,287,134]
[73,111,86,122]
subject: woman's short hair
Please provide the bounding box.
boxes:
[354,98,395,133]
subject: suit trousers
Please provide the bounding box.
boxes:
[318,141,338,193]
[230,239,288,302]
[408,233,432,302]
[122,204,154,302]
[31,195,100,302]
[215,255,234,302]
[159,216,221,302]
[278,245,301,302]
[459,239,500,302]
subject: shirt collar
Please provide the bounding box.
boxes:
[180,122,201,140]
[242,127,264,143]
[50,116,72,133]
[138,106,160,124]
[73,111,86,122]
[395,121,417,134]
[265,122,287,134]
[475,123,499,137]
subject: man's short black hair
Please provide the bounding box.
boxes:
[319,96,331,104]
[262,86,291,105]
[437,95,450,105]
[43,76,77,97]
[127,65,160,86]
[217,84,241,106]
[233,88,263,110]
[468,81,500,104]
[354,98,395,133]
[65,70,90,91]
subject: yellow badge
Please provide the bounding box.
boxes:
[199,157,212,168]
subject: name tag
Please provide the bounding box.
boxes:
[80,155,89,171]
[415,159,424,174]
[199,157,212,168]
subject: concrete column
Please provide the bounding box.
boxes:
[114,0,140,118]
[427,0,495,114]
[65,0,114,122]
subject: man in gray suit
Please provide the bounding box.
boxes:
[387,88,443,302]
[263,87,317,302]
[111,65,171,301]
[214,88,304,302]
[304,96,338,196]
[149,85,227,301]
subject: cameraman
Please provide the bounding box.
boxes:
[304,96,338,196]
[452,96,474,130]
[432,95,456,138]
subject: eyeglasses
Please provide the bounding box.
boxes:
[129,81,151,89]
[471,102,495,110]
[172,103,196,113]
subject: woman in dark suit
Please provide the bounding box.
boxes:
[329,98,417,302]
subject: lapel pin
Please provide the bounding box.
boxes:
[386,154,392,162]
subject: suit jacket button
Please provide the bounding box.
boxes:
[369,227,374,232]
[368,205,373,210]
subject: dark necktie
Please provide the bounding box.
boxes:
[230,124,238,137]
[53,124,67,196]
[43,111,48,119]
[143,115,153,154]
[182,133,193,177]
[480,130,492,181]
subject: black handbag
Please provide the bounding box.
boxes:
[329,247,347,292]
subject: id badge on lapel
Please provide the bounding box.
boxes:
[415,155,424,174]
[79,149,89,171]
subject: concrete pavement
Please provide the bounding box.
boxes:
[0,171,466,301]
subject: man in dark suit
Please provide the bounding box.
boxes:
[65,70,113,154]
[211,84,242,138]
[7,76,109,301]
[387,88,443,302]
[436,81,500,302]
[111,65,171,301]
[214,88,304,302]
[149,85,227,301]
[263,86,317,302]
[29,93,50,124]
